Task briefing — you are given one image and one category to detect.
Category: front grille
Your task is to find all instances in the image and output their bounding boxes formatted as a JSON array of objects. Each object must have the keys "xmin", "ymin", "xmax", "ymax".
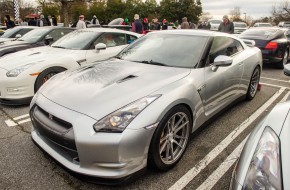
[{"xmin": 30, "ymin": 105, "xmax": 78, "ymax": 161}]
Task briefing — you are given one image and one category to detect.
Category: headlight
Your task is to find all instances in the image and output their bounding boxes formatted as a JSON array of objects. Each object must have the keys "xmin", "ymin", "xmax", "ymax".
[
  {"xmin": 243, "ymin": 127, "xmax": 282, "ymax": 190},
  {"xmin": 6, "ymin": 63, "xmax": 34, "ymax": 77},
  {"xmin": 93, "ymin": 95, "xmax": 161, "ymax": 132}
]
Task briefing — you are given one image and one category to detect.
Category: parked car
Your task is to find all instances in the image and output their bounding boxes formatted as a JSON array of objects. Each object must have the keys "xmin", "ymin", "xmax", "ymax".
[
  {"xmin": 208, "ymin": 19, "xmax": 222, "ymax": 31},
  {"xmin": 0, "ymin": 27, "xmax": 74, "ymax": 57},
  {"xmin": 230, "ymin": 81, "xmax": 290, "ymax": 189},
  {"xmin": 102, "ymin": 18, "xmax": 132, "ymax": 31},
  {"xmin": 0, "ymin": 26, "xmax": 37, "ymax": 42},
  {"xmin": 0, "ymin": 28, "xmax": 141, "ymax": 105},
  {"xmin": 278, "ymin": 21, "xmax": 290, "ymax": 28},
  {"xmin": 253, "ymin": 22, "xmax": 272, "ymax": 27},
  {"xmin": 30, "ymin": 30, "xmax": 262, "ymax": 183},
  {"xmin": 233, "ymin": 22, "xmax": 248, "ymax": 34},
  {"xmin": 239, "ymin": 27, "xmax": 289, "ymax": 68}
]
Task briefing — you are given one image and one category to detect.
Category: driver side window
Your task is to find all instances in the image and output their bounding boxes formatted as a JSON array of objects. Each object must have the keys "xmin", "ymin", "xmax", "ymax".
[
  {"xmin": 208, "ymin": 36, "xmax": 243, "ymax": 65},
  {"xmin": 92, "ymin": 32, "xmax": 126, "ymax": 49}
]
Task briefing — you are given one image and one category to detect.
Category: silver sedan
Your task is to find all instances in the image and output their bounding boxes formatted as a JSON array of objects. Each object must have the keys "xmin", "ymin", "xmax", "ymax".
[{"xmin": 30, "ymin": 30, "xmax": 262, "ymax": 183}]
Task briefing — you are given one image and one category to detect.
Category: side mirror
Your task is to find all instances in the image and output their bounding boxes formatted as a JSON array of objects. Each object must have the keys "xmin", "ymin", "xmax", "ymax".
[
  {"xmin": 284, "ymin": 64, "xmax": 290, "ymax": 76},
  {"xmin": 44, "ymin": 35, "xmax": 53, "ymax": 45},
  {"xmin": 15, "ymin": 34, "xmax": 22, "ymax": 39},
  {"xmin": 213, "ymin": 55, "xmax": 233, "ymax": 67},
  {"xmin": 95, "ymin": 43, "xmax": 106, "ymax": 51}
]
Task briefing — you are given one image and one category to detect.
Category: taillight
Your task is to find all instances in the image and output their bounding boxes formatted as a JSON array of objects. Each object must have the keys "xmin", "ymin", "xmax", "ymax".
[{"xmin": 265, "ymin": 41, "xmax": 278, "ymax": 49}]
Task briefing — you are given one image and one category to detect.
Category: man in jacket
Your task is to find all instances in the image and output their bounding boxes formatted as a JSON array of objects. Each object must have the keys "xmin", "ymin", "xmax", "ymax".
[
  {"xmin": 218, "ymin": 15, "xmax": 234, "ymax": 34},
  {"xmin": 132, "ymin": 14, "xmax": 143, "ymax": 34},
  {"xmin": 5, "ymin": 15, "xmax": 15, "ymax": 29},
  {"xmin": 181, "ymin": 17, "xmax": 190, "ymax": 29}
]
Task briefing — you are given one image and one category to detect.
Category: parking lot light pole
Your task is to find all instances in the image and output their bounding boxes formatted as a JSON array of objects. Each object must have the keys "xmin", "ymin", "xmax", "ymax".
[{"xmin": 244, "ymin": 12, "xmax": 247, "ymax": 23}]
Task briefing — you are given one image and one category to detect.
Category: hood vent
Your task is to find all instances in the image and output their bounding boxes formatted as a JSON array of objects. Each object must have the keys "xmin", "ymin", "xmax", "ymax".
[
  {"xmin": 28, "ymin": 52, "xmax": 41, "ymax": 56},
  {"xmin": 116, "ymin": 75, "xmax": 138, "ymax": 83}
]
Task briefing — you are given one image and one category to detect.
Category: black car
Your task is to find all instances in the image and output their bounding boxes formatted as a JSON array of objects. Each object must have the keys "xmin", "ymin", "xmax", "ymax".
[
  {"xmin": 0, "ymin": 26, "xmax": 37, "ymax": 42},
  {"xmin": 0, "ymin": 27, "xmax": 74, "ymax": 57},
  {"xmin": 239, "ymin": 27, "xmax": 289, "ymax": 68}
]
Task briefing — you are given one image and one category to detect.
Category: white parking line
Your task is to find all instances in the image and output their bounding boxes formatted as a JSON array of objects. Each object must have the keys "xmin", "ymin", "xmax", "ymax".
[
  {"xmin": 196, "ymin": 138, "xmax": 247, "ymax": 190},
  {"xmin": 261, "ymin": 77, "xmax": 290, "ymax": 83},
  {"xmin": 4, "ymin": 114, "xmax": 31, "ymax": 127},
  {"xmin": 168, "ymin": 88, "xmax": 285, "ymax": 190},
  {"xmin": 260, "ymin": 82, "xmax": 290, "ymax": 90},
  {"xmin": 194, "ymin": 90, "xmax": 290, "ymax": 190}
]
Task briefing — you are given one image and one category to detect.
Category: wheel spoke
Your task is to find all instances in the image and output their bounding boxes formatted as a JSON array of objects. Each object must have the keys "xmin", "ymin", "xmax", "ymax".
[
  {"xmin": 166, "ymin": 143, "xmax": 170, "ymax": 161},
  {"xmin": 160, "ymin": 140, "xmax": 167, "ymax": 154},
  {"xmin": 173, "ymin": 115, "xmax": 185, "ymax": 130},
  {"xmin": 173, "ymin": 139, "xmax": 184, "ymax": 149},
  {"xmin": 174, "ymin": 134, "xmax": 188, "ymax": 140},
  {"xmin": 170, "ymin": 142, "xmax": 174, "ymax": 160},
  {"xmin": 174, "ymin": 121, "xmax": 189, "ymax": 134}
]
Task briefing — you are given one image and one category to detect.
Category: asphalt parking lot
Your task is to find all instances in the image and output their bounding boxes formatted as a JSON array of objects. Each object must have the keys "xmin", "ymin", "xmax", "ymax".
[{"xmin": 1, "ymin": 66, "xmax": 290, "ymax": 190}]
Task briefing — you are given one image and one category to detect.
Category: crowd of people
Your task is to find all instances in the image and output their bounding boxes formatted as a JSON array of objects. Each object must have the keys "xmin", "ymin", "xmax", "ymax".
[{"xmin": 3, "ymin": 13, "xmax": 234, "ymax": 34}]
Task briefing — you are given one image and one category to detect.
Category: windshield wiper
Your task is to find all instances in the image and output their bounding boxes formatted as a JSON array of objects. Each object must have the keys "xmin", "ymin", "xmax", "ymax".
[
  {"xmin": 52, "ymin": 46, "xmax": 66, "ymax": 49},
  {"xmin": 138, "ymin": 60, "xmax": 167, "ymax": 66}
]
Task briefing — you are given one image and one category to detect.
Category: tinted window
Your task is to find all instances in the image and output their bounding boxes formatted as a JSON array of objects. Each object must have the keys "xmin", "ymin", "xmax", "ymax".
[
  {"xmin": 234, "ymin": 23, "xmax": 247, "ymax": 28},
  {"xmin": 51, "ymin": 30, "xmax": 100, "ymax": 50},
  {"xmin": 18, "ymin": 28, "xmax": 50, "ymax": 43},
  {"xmin": 15, "ymin": 28, "xmax": 34, "ymax": 37},
  {"xmin": 209, "ymin": 37, "xmax": 243, "ymax": 63},
  {"xmin": 259, "ymin": 23, "xmax": 272, "ymax": 27},
  {"xmin": 241, "ymin": 29, "xmax": 279, "ymax": 37},
  {"xmin": 210, "ymin": 20, "xmax": 222, "ymax": 24},
  {"xmin": 118, "ymin": 33, "xmax": 208, "ymax": 68},
  {"xmin": 46, "ymin": 28, "xmax": 72, "ymax": 42}
]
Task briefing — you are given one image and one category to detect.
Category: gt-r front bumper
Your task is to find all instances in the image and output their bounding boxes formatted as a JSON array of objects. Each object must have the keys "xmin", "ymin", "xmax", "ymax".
[
  {"xmin": 30, "ymin": 93, "xmax": 156, "ymax": 182},
  {"xmin": 0, "ymin": 68, "xmax": 35, "ymax": 105}
]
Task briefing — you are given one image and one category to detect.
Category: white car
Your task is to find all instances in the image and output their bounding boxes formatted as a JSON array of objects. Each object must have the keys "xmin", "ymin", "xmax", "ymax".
[
  {"xmin": 253, "ymin": 22, "xmax": 272, "ymax": 27},
  {"xmin": 233, "ymin": 22, "xmax": 248, "ymax": 34},
  {"xmin": 0, "ymin": 28, "xmax": 141, "ymax": 105},
  {"xmin": 208, "ymin": 19, "xmax": 222, "ymax": 31}
]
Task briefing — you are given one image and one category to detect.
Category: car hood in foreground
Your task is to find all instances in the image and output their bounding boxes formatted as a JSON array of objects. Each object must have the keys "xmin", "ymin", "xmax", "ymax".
[
  {"xmin": 0, "ymin": 46, "xmax": 79, "ymax": 70},
  {"xmin": 40, "ymin": 60, "xmax": 191, "ymax": 120}
]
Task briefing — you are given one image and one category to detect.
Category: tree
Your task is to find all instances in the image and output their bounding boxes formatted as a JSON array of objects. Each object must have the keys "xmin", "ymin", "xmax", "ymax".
[
  {"xmin": 272, "ymin": 0, "xmax": 290, "ymax": 24},
  {"xmin": 199, "ymin": 12, "xmax": 212, "ymax": 22}
]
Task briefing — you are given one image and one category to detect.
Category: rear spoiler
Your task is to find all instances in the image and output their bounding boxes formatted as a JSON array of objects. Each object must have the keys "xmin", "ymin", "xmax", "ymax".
[{"xmin": 242, "ymin": 39, "xmax": 256, "ymax": 47}]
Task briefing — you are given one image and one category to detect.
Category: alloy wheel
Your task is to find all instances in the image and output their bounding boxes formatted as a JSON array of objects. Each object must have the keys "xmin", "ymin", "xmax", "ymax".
[
  {"xmin": 249, "ymin": 68, "xmax": 260, "ymax": 97},
  {"xmin": 159, "ymin": 112, "xmax": 190, "ymax": 165},
  {"xmin": 283, "ymin": 50, "xmax": 289, "ymax": 66}
]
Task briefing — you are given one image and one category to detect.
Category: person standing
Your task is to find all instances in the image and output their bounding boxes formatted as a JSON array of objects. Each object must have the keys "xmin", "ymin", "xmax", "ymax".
[
  {"xmin": 91, "ymin": 15, "xmax": 99, "ymax": 25},
  {"xmin": 181, "ymin": 17, "xmax": 190, "ymax": 29},
  {"xmin": 203, "ymin": 22, "xmax": 211, "ymax": 30},
  {"xmin": 143, "ymin": 18, "xmax": 149, "ymax": 31},
  {"xmin": 151, "ymin": 18, "xmax": 161, "ymax": 30},
  {"xmin": 218, "ymin": 15, "xmax": 234, "ymax": 34},
  {"xmin": 5, "ymin": 15, "xmax": 15, "ymax": 29},
  {"xmin": 76, "ymin": 15, "xmax": 86, "ymax": 29},
  {"xmin": 132, "ymin": 14, "xmax": 143, "ymax": 34},
  {"xmin": 162, "ymin": 19, "xmax": 168, "ymax": 30},
  {"xmin": 52, "ymin": 15, "xmax": 57, "ymax": 26}
]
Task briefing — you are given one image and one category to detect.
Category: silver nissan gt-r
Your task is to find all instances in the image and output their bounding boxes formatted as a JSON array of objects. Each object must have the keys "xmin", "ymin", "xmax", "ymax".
[{"xmin": 30, "ymin": 30, "xmax": 262, "ymax": 183}]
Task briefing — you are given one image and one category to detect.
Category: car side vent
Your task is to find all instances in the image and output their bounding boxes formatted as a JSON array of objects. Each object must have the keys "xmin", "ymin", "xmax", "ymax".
[
  {"xmin": 29, "ymin": 52, "xmax": 41, "ymax": 56},
  {"xmin": 116, "ymin": 75, "xmax": 138, "ymax": 83}
]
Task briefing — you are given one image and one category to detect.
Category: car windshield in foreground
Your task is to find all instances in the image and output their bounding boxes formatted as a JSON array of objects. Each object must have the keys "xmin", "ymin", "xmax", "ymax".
[
  {"xmin": 18, "ymin": 28, "xmax": 50, "ymax": 43},
  {"xmin": 0, "ymin": 28, "xmax": 20, "ymax": 38},
  {"xmin": 240, "ymin": 29, "xmax": 279, "ymax": 37},
  {"xmin": 51, "ymin": 30, "xmax": 100, "ymax": 50},
  {"xmin": 117, "ymin": 33, "xmax": 208, "ymax": 68}
]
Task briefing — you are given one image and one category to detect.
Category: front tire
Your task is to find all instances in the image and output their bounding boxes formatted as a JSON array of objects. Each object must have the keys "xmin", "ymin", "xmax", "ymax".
[
  {"xmin": 246, "ymin": 66, "xmax": 260, "ymax": 100},
  {"xmin": 148, "ymin": 105, "xmax": 191, "ymax": 171},
  {"xmin": 34, "ymin": 67, "xmax": 66, "ymax": 92}
]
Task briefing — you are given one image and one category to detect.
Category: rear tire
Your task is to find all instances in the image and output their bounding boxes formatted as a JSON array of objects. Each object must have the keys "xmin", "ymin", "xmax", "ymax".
[
  {"xmin": 277, "ymin": 49, "xmax": 289, "ymax": 69},
  {"xmin": 148, "ymin": 105, "xmax": 191, "ymax": 171},
  {"xmin": 246, "ymin": 66, "xmax": 260, "ymax": 100},
  {"xmin": 35, "ymin": 67, "xmax": 66, "ymax": 92}
]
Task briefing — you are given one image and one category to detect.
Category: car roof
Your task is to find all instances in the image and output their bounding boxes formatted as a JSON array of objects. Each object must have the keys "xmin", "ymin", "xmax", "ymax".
[{"xmin": 80, "ymin": 28, "xmax": 142, "ymax": 37}]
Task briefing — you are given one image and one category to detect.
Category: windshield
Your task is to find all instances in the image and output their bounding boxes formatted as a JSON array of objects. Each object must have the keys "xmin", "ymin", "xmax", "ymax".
[
  {"xmin": 51, "ymin": 30, "xmax": 100, "ymax": 50},
  {"xmin": 241, "ymin": 29, "xmax": 279, "ymax": 37},
  {"xmin": 1, "ymin": 28, "xmax": 20, "ymax": 38},
  {"xmin": 234, "ymin": 23, "xmax": 247, "ymax": 28},
  {"xmin": 117, "ymin": 33, "xmax": 208, "ymax": 68},
  {"xmin": 259, "ymin": 23, "xmax": 272, "ymax": 27},
  {"xmin": 18, "ymin": 28, "xmax": 49, "ymax": 43}
]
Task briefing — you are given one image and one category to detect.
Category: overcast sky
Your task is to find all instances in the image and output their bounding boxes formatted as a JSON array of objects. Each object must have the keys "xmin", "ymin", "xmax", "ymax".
[
  {"xmin": 28, "ymin": 0, "xmax": 277, "ymax": 19},
  {"xmin": 201, "ymin": 0, "xmax": 277, "ymax": 19}
]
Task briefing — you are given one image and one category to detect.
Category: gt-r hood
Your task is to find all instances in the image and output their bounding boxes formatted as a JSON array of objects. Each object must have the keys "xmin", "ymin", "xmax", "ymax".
[
  {"xmin": 40, "ymin": 60, "xmax": 190, "ymax": 120},
  {"xmin": 0, "ymin": 40, "xmax": 29, "ymax": 48},
  {"xmin": 0, "ymin": 46, "xmax": 79, "ymax": 70}
]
